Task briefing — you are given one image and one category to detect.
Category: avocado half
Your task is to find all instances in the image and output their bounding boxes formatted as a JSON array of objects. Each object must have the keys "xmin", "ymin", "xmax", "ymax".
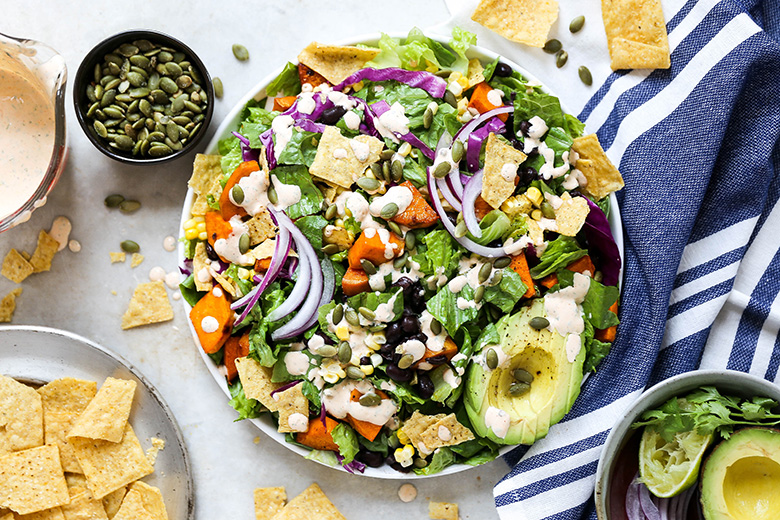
[
  {"xmin": 700, "ymin": 427, "xmax": 780, "ymax": 520},
  {"xmin": 464, "ymin": 299, "xmax": 585, "ymax": 445}
]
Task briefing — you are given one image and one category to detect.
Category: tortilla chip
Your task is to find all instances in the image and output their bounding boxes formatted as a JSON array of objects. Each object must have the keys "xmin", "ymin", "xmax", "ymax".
[
  {"xmin": 60, "ymin": 486, "xmax": 109, "ymax": 520},
  {"xmin": 15, "ymin": 507, "xmax": 65, "ymax": 520},
  {"xmin": 120, "ymin": 282, "xmax": 174, "ymax": 330},
  {"xmin": 418, "ymin": 414, "xmax": 475, "ymax": 455},
  {"xmin": 555, "ymin": 193, "xmax": 590, "ymax": 236},
  {"xmin": 571, "ymin": 134, "xmax": 624, "ymax": 200},
  {"xmin": 526, "ymin": 219, "xmax": 544, "ymax": 246},
  {"xmin": 189, "ymin": 154, "xmax": 224, "ymax": 216},
  {"xmin": 481, "ymin": 133, "xmax": 527, "ymax": 209},
  {"xmin": 400, "ymin": 411, "xmax": 444, "ymax": 455},
  {"xmin": 109, "ymin": 253, "xmax": 126, "ymax": 264},
  {"xmin": 602, "ymin": 0, "xmax": 670, "ymax": 70},
  {"xmin": 29, "ymin": 230, "xmax": 59, "ymax": 273},
  {"xmin": 210, "ymin": 270, "xmax": 237, "ymax": 299},
  {"xmin": 429, "ymin": 501, "xmax": 458, "ymax": 520},
  {"xmin": 271, "ymin": 484, "xmax": 345, "ymax": 520},
  {"xmin": 70, "ymin": 423, "xmax": 153, "ymax": 499},
  {"xmin": 253, "ymin": 487, "xmax": 286, "ymax": 520},
  {"xmin": 274, "ymin": 385, "xmax": 309, "ymax": 434},
  {"xmin": 472, "ymin": 0, "xmax": 558, "ymax": 47},
  {"xmin": 318, "ymin": 183, "xmax": 339, "ymax": 204},
  {"xmin": 65, "ymin": 473, "xmax": 88, "ymax": 489},
  {"xmin": 191, "ymin": 177, "xmax": 223, "ymax": 217},
  {"xmin": 145, "ymin": 437, "xmax": 165, "ymax": 467},
  {"xmin": 0, "ymin": 375, "xmax": 43, "ymax": 453},
  {"xmin": 309, "ymin": 127, "xmax": 382, "ymax": 188},
  {"xmin": 0, "ymin": 288, "xmax": 22, "ymax": 323},
  {"xmin": 42, "ymin": 413, "xmax": 83, "ymax": 474},
  {"xmin": 68, "ymin": 378, "xmax": 136, "ymax": 444},
  {"xmin": 466, "ymin": 59, "xmax": 485, "ymax": 88},
  {"xmin": 111, "ymin": 482, "xmax": 167, "ymax": 520},
  {"xmin": 0, "ymin": 512, "xmax": 12, "ymax": 520},
  {"xmin": 0, "ymin": 445, "xmax": 70, "ymax": 515},
  {"xmin": 130, "ymin": 254, "xmax": 144, "ymax": 268},
  {"xmin": 101, "ymin": 487, "xmax": 126, "ymax": 520},
  {"xmin": 298, "ymin": 43, "xmax": 380, "ymax": 85},
  {"xmin": 1, "ymin": 250, "xmax": 34, "ymax": 283},
  {"xmin": 246, "ymin": 210, "xmax": 276, "ymax": 246},
  {"xmin": 38, "ymin": 379, "xmax": 98, "ymax": 415},
  {"xmin": 191, "ymin": 242, "xmax": 213, "ymax": 292},
  {"xmin": 235, "ymin": 357, "xmax": 281, "ymax": 412}
]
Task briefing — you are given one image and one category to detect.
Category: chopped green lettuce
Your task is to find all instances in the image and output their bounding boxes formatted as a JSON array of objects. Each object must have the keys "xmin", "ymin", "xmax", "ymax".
[
  {"xmin": 427, "ymin": 284, "xmax": 478, "ymax": 337},
  {"xmin": 483, "ymin": 267, "xmax": 526, "ymax": 313},
  {"xmin": 267, "ymin": 61, "xmax": 302, "ymax": 97},
  {"xmin": 272, "ymin": 165, "xmax": 324, "ymax": 219},
  {"xmin": 277, "ymin": 130, "xmax": 320, "ymax": 167},
  {"xmin": 331, "ymin": 423, "xmax": 360, "ymax": 464},
  {"xmin": 228, "ymin": 381, "xmax": 264, "ymax": 420},
  {"xmin": 529, "ymin": 236, "xmax": 588, "ymax": 279}
]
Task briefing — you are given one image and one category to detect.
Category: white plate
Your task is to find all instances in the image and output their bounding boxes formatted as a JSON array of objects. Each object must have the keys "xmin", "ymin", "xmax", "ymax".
[
  {"xmin": 0, "ymin": 325, "xmax": 194, "ymax": 519},
  {"xmin": 178, "ymin": 32, "xmax": 624, "ymax": 479}
]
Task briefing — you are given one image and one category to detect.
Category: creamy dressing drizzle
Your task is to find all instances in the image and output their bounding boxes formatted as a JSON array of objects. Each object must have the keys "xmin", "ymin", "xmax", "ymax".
[
  {"xmin": 543, "ymin": 273, "xmax": 591, "ymax": 362},
  {"xmin": 485, "ymin": 406, "xmax": 510, "ymax": 439},
  {"xmin": 321, "ymin": 379, "xmax": 397, "ymax": 425}
]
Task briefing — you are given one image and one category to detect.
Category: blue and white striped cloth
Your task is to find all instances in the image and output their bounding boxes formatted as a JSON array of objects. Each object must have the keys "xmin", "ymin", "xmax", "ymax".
[{"xmin": 431, "ymin": 0, "xmax": 780, "ymax": 518}]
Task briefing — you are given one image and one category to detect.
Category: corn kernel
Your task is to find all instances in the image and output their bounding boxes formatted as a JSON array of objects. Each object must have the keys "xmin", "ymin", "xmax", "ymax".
[
  {"xmin": 448, "ymin": 81, "xmax": 463, "ymax": 97},
  {"xmin": 237, "ymin": 268, "xmax": 251, "ymax": 280},
  {"xmin": 394, "ymin": 444, "xmax": 415, "ymax": 467},
  {"xmin": 531, "ymin": 209, "xmax": 543, "ymax": 221},
  {"xmin": 525, "ymin": 187, "xmax": 543, "ymax": 207},
  {"xmin": 457, "ymin": 97, "xmax": 469, "ymax": 116},
  {"xmin": 198, "ymin": 232, "xmax": 208, "ymax": 241},
  {"xmin": 501, "ymin": 196, "xmax": 534, "ymax": 218},
  {"xmin": 336, "ymin": 325, "xmax": 350, "ymax": 341},
  {"xmin": 425, "ymin": 60, "xmax": 439, "ymax": 73},
  {"xmin": 183, "ymin": 218, "xmax": 196, "ymax": 229},
  {"xmin": 457, "ymin": 76, "xmax": 469, "ymax": 89},
  {"xmin": 185, "ymin": 229, "xmax": 199, "ymax": 240},
  {"xmin": 360, "ymin": 365, "xmax": 374, "ymax": 376},
  {"xmin": 352, "ymin": 81, "xmax": 364, "ymax": 92},
  {"xmin": 398, "ymin": 142, "xmax": 412, "ymax": 156},
  {"xmin": 323, "ymin": 372, "xmax": 340, "ymax": 384},
  {"xmin": 397, "ymin": 429, "xmax": 410, "ymax": 445},
  {"xmin": 196, "ymin": 222, "xmax": 206, "ymax": 232},
  {"xmin": 449, "ymin": 71, "xmax": 463, "ymax": 81}
]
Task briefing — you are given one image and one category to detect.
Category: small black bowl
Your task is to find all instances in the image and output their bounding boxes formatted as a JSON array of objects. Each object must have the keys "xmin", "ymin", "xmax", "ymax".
[{"xmin": 73, "ymin": 29, "xmax": 214, "ymax": 165}]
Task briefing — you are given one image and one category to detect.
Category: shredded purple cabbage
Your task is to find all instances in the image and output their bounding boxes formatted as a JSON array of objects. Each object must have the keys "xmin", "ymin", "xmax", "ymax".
[
  {"xmin": 232, "ymin": 131, "xmax": 259, "ymax": 163},
  {"xmin": 466, "ymin": 118, "xmax": 505, "ymax": 172},
  {"xmin": 179, "ymin": 259, "xmax": 193, "ymax": 277},
  {"xmin": 333, "ymin": 67, "xmax": 447, "ymax": 98},
  {"xmin": 582, "ymin": 196, "xmax": 622, "ymax": 287},
  {"xmin": 319, "ymin": 403, "xmax": 327, "ymax": 428},
  {"xmin": 370, "ymin": 100, "xmax": 434, "ymax": 160},
  {"xmin": 269, "ymin": 379, "xmax": 302, "ymax": 397},
  {"xmin": 334, "ymin": 453, "xmax": 366, "ymax": 474}
]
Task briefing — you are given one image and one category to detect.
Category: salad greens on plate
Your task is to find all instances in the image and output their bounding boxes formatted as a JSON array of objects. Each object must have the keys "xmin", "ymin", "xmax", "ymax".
[{"xmin": 180, "ymin": 28, "xmax": 624, "ymax": 475}]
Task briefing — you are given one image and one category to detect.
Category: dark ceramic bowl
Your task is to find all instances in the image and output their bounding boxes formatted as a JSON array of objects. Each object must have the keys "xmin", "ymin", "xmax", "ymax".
[{"xmin": 73, "ymin": 29, "xmax": 213, "ymax": 165}]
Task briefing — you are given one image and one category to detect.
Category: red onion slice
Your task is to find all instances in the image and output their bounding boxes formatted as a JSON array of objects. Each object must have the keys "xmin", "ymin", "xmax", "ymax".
[
  {"xmin": 461, "ymin": 170, "xmax": 484, "ymax": 237},
  {"xmin": 453, "ymin": 106, "xmax": 514, "ymax": 143},
  {"xmin": 640, "ymin": 483, "xmax": 662, "ymax": 520},
  {"xmin": 447, "ymin": 169, "xmax": 464, "ymax": 199},
  {"xmin": 266, "ymin": 241, "xmax": 312, "ymax": 322},
  {"xmin": 297, "ymin": 257, "xmax": 335, "ymax": 333},
  {"xmin": 436, "ymin": 177, "xmax": 463, "ymax": 212},
  {"xmin": 625, "ymin": 478, "xmax": 643, "ymax": 520},
  {"xmin": 427, "ymin": 167, "xmax": 507, "ymax": 258}
]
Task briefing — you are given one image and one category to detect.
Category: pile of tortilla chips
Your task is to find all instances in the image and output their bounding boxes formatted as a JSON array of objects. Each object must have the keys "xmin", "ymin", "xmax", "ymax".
[
  {"xmin": 253, "ymin": 483, "xmax": 345, "ymax": 520},
  {"xmin": 0, "ymin": 375, "xmax": 168, "ymax": 520}
]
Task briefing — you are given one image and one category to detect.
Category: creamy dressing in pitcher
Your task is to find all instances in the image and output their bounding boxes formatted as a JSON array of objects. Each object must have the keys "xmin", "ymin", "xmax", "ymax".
[{"xmin": 0, "ymin": 53, "xmax": 55, "ymax": 219}]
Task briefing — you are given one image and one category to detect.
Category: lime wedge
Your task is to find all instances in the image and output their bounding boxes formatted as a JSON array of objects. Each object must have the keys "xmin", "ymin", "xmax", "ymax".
[{"xmin": 638, "ymin": 427, "xmax": 714, "ymax": 498}]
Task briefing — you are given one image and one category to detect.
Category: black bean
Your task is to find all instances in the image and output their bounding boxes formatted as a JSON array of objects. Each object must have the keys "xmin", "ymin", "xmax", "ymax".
[
  {"xmin": 494, "ymin": 62, "xmax": 513, "ymax": 77},
  {"xmin": 410, "ymin": 332, "xmax": 428, "ymax": 344},
  {"xmin": 357, "ymin": 449, "xmax": 385, "ymax": 468},
  {"xmin": 518, "ymin": 166, "xmax": 538, "ymax": 186},
  {"xmin": 204, "ymin": 241, "xmax": 219, "ymax": 261},
  {"xmin": 386, "ymin": 364, "xmax": 412, "ymax": 382},
  {"xmin": 411, "ymin": 285, "xmax": 426, "ymax": 313},
  {"xmin": 384, "ymin": 322, "xmax": 402, "ymax": 344},
  {"xmin": 386, "ymin": 455, "xmax": 412, "ymax": 473},
  {"xmin": 320, "ymin": 106, "xmax": 347, "ymax": 125},
  {"xmin": 425, "ymin": 354, "xmax": 448, "ymax": 366},
  {"xmin": 393, "ymin": 276, "xmax": 413, "ymax": 290},
  {"xmin": 360, "ymin": 356, "xmax": 372, "ymax": 366},
  {"xmin": 517, "ymin": 120, "xmax": 531, "ymax": 137},
  {"xmin": 416, "ymin": 373, "xmax": 434, "ymax": 399},
  {"xmin": 401, "ymin": 315, "xmax": 419, "ymax": 335}
]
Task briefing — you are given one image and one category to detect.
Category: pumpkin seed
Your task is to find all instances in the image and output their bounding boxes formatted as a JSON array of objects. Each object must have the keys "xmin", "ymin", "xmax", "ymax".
[
  {"xmin": 444, "ymin": 90, "xmax": 457, "ymax": 108},
  {"xmin": 404, "ymin": 232, "xmax": 416, "ymax": 251},
  {"xmin": 126, "ymin": 71, "xmax": 145, "ymax": 87},
  {"xmin": 494, "ymin": 257, "xmax": 511, "ymax": 269},
  {"xmin": 102, "ymin": 106, "xmax": 124, "ymax": 119},
  {"xmin": 381, "ymin": 202, "xmax": 399, "ymax": 220},
  {"xmin": 93, "ymin": 63, "xmax": 101, "ymax": 83},
  {"xmin": 381, "ymin": 161, "xmax": 391, "ymax": 182},
  {"xmin": 86, "ymin": 102, "xmax": 99, "ymax": 118},
  {"xmin": 93, "ymin": 120, "xmax": 108, "ymax": 138},
  {"xmin": 338, "ymin": 342, "xmax": 352, "ymax": 363},
  {"xmin": 158, "ymin": 51, "xmax": 174, "ymax": 63},
  {"xmin": 486, "ymin": 348, "xmax": 498, "ymax": 370},
  {"xmin": 491, "ymin": 270, "xmax": 503, "ymax": 285},
  {"xmin": 478, "ymin": 262, "xmax": 493, "ymax": 284},
  {"xmin": 104, "ymin": 194, "xmax": 125, "ymax": 208},
  {"xmin": 332, "ymin": 304, "xmax": 344, "ymax": 325},
  {"xmin": 120, "ymin": 240, "xmax": 140, "ymax": 253},
  {"xmin": 159, "ymin": 77, "xmax": 178, "ymax": 94},
  {"xmin": 413, "ymin": 458, "xmax": 428, "ymax": 468},
  {"xmin": 393, "ymin": 255, "xmax": 407, "ymax": 270},
  {"xmin": 360, "ymin": 259, "xmax": 377, "ymax": 275},
  {"xmin": 451, "ymin": 140, "xmax": 465, "ymax": 163},
  {"xmin": 430, "ymin": 318, "xmax": 442, "ymax": 336},
  {"xmin": 368, "ymin": 162, "xmax": 381, "ymax": 179},
  {"xmin": 114, "ymin": 135, "xmax": 134, "ymax": 151},
  {"xmin": 238, "ymin": 233, "xmax": 250, "ymax": 254},
  {"xmin": 380, "ymin": 149, "xmax": 394, "ymax": 161},
  {"xmin": 148, "ymin": 144, "xmax": 172, "ymax": 157},
  {"xmin": 322, "ymin": 244, "xmax": 340, "ymax": 255},
  {"xmin": 345, "ymin": 309, "xmax": 360, "ymax": 326},
  {"xmin": 324, "ymin": 204, "xmax": 338, "ymax": 220},
  {"xmin": 529, "ymin": 316, "xmax": 550, "ymax": 330},
  {"xmin": 231, "ymin": 185, "xmax": 244, "ymax": 204},
  {"xmin": 212, "ymin": 77, "xmax": 224, "ymax": 99},
  {"xmin": 346, "ymin": 366, "xmax": 364, "ymax": 380},
  {"xmin": 454, "ymin": 221, "xmax": 468, "ymax": 238},
  {"xmin": 391, "ymin": 160, "xmax": 404, "ymax": 181},
  {"xmin": 232, "ymin": 44, "xmax": 250, "ymax": 61},
  {"xmin": 509, "ymin": 382, "xmax": 531, "ymax": 397},
  {"xmin": 513, "ymin": 368, "xmax": 535, "ymax": 384},
  {"xmin": 147, "ymin": 72, "xmax": 161, "ymax": 90},
  {"xmin": 176, "ymin": 75, "xmax": 193, "ymax": 90},
  {"xmin": 357, "ymin": 177, "xmax": 381, "ymax": 192},
  {"xmin": 423, "ymin": 106, "xmax": 434, "ymax": 129},
  {"xmin": 165, "ymin": 62, "xmax": 182, "ymax": 78},
  {"xmin": 129, "ymin": 54, "xmax": 150, "ymax": 68},
  {"xmin": 388, "ymin": 221, "xmax": 403, "ymax": 236},
  {"xmin": 184, "ymin": 100, "xmax": 202, "ymax": 114},
  {"xmin": 570, "ymin": 15, "xmax": 586, "ymax": 33},
  {"xmin": 317, "ymin": 345, "xmax": 337, "ymax": 358},
  {"xmin": 100, "ymin": 89, "xmax": 116, "ymax": 107},
  {"xmin": 267, "ymin": 185, "xmax": 279, "ymax": 205},
  {"xmin": 105, "ymin": 78, "xmax": 122, "ymax": 90},
  {"xmin": 556, "ymin": 50, "xmax": 569, "ymax": 69},
  {"xmin": 358, "ymin": 307, "xmax": 375, "ymax": 321},
  {"xmin": 578, "ymin": 66, "xmax": 593, "ymax": 86},
  {"xmin": 398, "ymin": 354, "xmax": 415, "ymax": 370},
  {"xmin": 543, "ymin": 39, "xmax": 562, "ymax": 54},
  {"xmin": 119, "ymin": 200, "xmax": 141, "ymax": 213},
  {"xmin": 118, "ymin": 43, "xmax": 138, "ymax": 57},
  {"xmin": 541, "ymin": 200, "xmax": 556, "ymax": 219},
  {"xmin": 359, "ymin": 393, "xmax": 381, "ymax": 407},
  {"xmin": 129, "ymin": 87, "xmax": 150, "ymax": 98},
  {"xmin": 433, "ymin": 161, "xmax": 451, "ymax": 179},
  {"xmin": 166, "ymin": 122, "xmax": 180, "ymax": 142}
]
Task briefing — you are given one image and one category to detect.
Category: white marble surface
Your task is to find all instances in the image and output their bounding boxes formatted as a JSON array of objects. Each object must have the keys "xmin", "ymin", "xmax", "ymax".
[{"xmin": 1, "ymin": 2, "xmax": 508, "ymax": 519}]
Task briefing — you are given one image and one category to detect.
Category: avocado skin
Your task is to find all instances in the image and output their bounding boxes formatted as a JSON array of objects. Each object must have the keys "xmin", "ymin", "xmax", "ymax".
[
  {"xmin": 700, "ymin": 427, "xmax": 780, "ymax": 520},
  {"xmin": 464, "ymin": 299, "xmax": 585, "ymax": 445}
]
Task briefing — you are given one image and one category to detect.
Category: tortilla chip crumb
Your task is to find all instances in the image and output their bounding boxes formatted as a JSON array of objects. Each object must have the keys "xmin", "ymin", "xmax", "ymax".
[
  {"xmin": 121, "ymin": 281, "xmax": 174, "ymax": 330},
  {"xmin": 130, "ymin": 253, "xmax": 144, "ymax": 268},
  {"xmin": 0, "ymin": 288, "xmax": 22, "ymax": 323},
  {"xmin": 429, "ymin": 501, "xmax": 458, "ymax": 520},
  {"xmin": 145, "ymin": 437, "xmax": 165, "ymax": 466},
  {"xmin": 110, "ymin": 252, "xmax": 126, "ymax": 264},
  {"xmin": 1, "ymin": 249, "xmax": 34, "ymax": 283},
  {"xmin": 253, "ymin": 487, "xmax": 286, "ymax": 520},
  {"xmin": 29, "ymin": 230, "xmax": 59, "ymax": 273},
  {"xmin": 472, "ymin": 0, "xmax": 558, "ymax": 47}
]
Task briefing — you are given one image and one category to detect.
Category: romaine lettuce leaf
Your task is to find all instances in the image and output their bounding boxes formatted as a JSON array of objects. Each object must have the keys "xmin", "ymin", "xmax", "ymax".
[
  {"xmin": 277, "ymin": 130, "xmax": 320, "ymax": 167},
  {"xmin": 427, "ymin": 284, "xmax": 478, "ymax": 337},
  {"xmin": 228, "ymin": 381, "xmax": 264, "ymax": 420},
  {"xmin": 272, "ymin": 165, "xmax": 324, "ymax": 219},
  {"xmin": 483, "ymin": 267, "xmax": 526, "ymax": 313},
  {"xmin": 331, "ymin": 423, "xmax": 360, "ymax": 464},
  {"xmin": 529, "ymin": 236, "xmax": 588, "ymax": 279},
  {"xmin": 267, "ymin": 61, "xmax": 302, "ymax": 97},
  {"xmin": 514, "ymin": 91, "xmax": 565, "ymax": 132},
  {"xmin": 413, "ymin": 447, "xmax": 456, "ymax": 475}
]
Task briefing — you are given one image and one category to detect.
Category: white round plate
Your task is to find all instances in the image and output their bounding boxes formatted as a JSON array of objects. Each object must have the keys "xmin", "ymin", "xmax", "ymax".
[
  {"xmin": 0, "ymin": 325, "xmax": 194, "ymax": 518},
  {"xmin": 179, "ymin": 32, "xmax": 624, "ymax": 479}
]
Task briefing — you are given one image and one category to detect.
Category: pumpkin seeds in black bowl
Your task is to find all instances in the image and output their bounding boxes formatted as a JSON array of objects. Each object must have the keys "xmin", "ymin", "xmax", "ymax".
[{"xmin": 74, "ymin": 30, "xmax": 214, "ymax": 164}]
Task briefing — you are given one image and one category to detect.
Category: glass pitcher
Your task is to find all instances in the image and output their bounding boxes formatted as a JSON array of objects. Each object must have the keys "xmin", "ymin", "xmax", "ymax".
[{"xmin": 0, "ymin": 32, "xmax": 67, "ymax": 233}]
